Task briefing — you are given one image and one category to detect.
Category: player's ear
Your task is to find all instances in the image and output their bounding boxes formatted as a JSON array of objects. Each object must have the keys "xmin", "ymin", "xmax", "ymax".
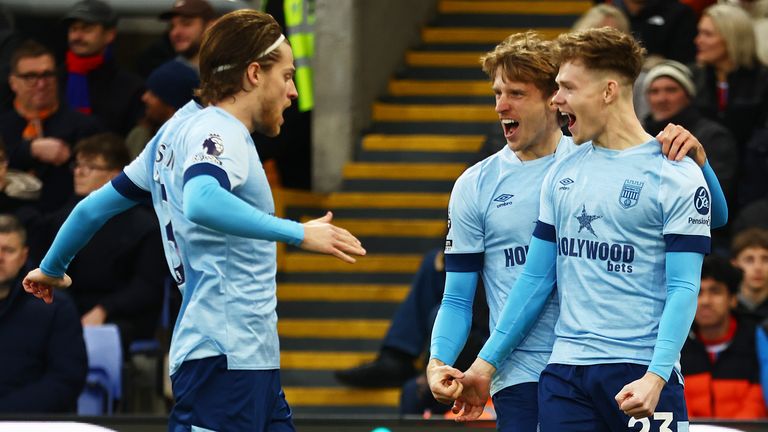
[
  {"xmin": 245, "ymin": 62, "xmax": 261, "ymax": 87},
  {"xmin": 603, "ymin": 80, "xmax": 618, "ymax": 104}
]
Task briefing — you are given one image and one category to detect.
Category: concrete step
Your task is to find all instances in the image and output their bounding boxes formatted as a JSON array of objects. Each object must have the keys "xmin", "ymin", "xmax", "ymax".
[
  {"xmin": 372, "ymin": 103, "xmax": 497, "ymax": 122},
  {"xmin": 388, "ymin": 79, "xmax": 491, "ymax": 96}
]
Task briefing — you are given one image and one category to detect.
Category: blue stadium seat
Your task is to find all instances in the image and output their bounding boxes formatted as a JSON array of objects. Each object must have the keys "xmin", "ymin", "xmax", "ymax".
[{"xmin": 77, "ymin": 324, "xmax": 123, "ymax": 415}]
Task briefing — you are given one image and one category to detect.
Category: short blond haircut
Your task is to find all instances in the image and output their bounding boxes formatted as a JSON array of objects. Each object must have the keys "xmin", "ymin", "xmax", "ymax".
[
  {"xmin": 480, "ymin": 31, "xmax": 558, "ymax": 96},
  {"xmin": 702, "ymin": 3, "xmax": 757, "ymax": 69},
  {"xmin": 554, "ymin": 27, "xmax": 646, "ymax": 84},
  {"xmin": 571, "ymin": 4, "xmax": 630, "ymax": 34}
]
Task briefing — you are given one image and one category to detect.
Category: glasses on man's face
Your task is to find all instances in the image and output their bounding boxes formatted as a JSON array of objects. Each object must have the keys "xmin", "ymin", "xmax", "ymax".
[
  {"xmin": 70, "ymin": 161, "xmax": 111, "ymax": 174},
  {"xmin": 14, "ymin": 70, "xmax": 56, "ymax": 85}
]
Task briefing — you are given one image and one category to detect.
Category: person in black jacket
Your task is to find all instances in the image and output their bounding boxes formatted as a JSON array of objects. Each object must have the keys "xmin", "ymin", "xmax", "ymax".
[
  {"xmin": 0, "ymin": 40, "xmax": 103, "ymax": 213},
  {"xmin": 61, "ymin": 0, "xmax": 144, "ymax": 136},
  {"xmin": 29, "ymin": 133, "xmax": 166, "ymax": 351},
  {"xmin": 0, "ymin": 214, "xmax": 86, "ymax": 413},
  {"xmin": 619, "ymin": 0, "xmax": 698, "ymax": 63}
]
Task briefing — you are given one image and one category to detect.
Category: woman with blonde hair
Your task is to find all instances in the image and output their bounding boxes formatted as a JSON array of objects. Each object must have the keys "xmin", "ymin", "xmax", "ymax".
[{"xmin": 692, "ymin": 3, "xmax": 768, "ymax": 147}]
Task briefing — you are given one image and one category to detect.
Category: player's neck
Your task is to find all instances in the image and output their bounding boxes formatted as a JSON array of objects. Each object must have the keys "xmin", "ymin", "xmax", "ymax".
[
  {"xmin": 513, "ymin": 126, "xmax": 562, "ymax": 161},
  {"xmin": 215, "ymin": 96, "xmax": 255, "ymax": 133},
  {"xmin": 593, "ymin": 103, "xmax": 651, "ymax": 151}
]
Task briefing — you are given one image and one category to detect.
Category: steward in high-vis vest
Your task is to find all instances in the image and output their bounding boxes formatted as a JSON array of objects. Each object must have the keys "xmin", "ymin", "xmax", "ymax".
[{"xmin": 284, "ymin": 0, "xmax": 314, "ymax": 112}]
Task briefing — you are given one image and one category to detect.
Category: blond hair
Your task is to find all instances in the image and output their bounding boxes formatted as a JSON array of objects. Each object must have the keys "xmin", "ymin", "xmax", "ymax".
[
  {"xmin": 703, "ymin": 3, "xmax": 757, "ymax": 69},
  {"xmin": 571, "ymin": 4, "xmax": 630, "ymax": 34},
  {"xmin": 481, "ymin": 31, "xmax": 558, "ymax": 96}
]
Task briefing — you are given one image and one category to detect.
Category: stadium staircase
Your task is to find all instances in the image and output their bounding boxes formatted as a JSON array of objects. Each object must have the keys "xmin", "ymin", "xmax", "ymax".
[{"xmin": 275, "ymin": 0, "xmax": 590, "ymax": 415}]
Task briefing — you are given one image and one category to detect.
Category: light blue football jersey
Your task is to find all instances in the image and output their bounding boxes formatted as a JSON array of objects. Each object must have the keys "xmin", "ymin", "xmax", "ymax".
[
  {"xmin": 538, "ymin": 138, "xmax": 711, "ymax": 369},
  {"xmin": 445, "ymin": 135, "xmax": 575, "ymax": 395},
  {"xmin": 124, "ymin": 101, "xmax": 281, "ymax": 374}
]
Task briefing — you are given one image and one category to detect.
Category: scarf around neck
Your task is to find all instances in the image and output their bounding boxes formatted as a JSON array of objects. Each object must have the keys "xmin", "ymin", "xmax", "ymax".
[{"xmin": 65, "ymin": 49, "xmax": 106, "ymax": 115}]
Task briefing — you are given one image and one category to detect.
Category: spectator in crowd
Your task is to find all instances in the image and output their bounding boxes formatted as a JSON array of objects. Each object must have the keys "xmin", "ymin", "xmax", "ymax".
[
  {"xmin": 0, "ymin": 40, "xmax": 102, "ymax": 213},
  {"xmin": 680, "ymin": 256, "xmax": 766, "ymax": 419},
  {"xmin": 62, "ymin": 0, "xmax": 144, "ymax": 136},
  {"xmin": 692, "ymin": 3, "xmax": 768, "ymax": 149},
  {"xmin": 731, "ymin": 228, "xmax": 768, "ymax": 321},
  {"xmin": 572, "ymin": 3, "xmax": 630, "ymax": 33},
  {"xmin": 642, "ymin": 60, "xmax": 738, "ymax": 207},
  {"xmin": 159, "ymin": 0, "xmax": 217, "ymax": 72},
  {"xmin": 0, "ymin": 214, "xmax": 86, "ymax": 413},
  {"xmin": 0, "ymin": 138, "xmax": 41, "ymax": 229},
  {"xmin": 618, "ymin": 0, "xmax": 698, "ymax": 63},
  {"xmin": 29, "ymin": 133, "xmax": 166, "ymax": 351},
  {"xmin": 126, "ymin": 60, "xmax": 199, "ymax": 158}
]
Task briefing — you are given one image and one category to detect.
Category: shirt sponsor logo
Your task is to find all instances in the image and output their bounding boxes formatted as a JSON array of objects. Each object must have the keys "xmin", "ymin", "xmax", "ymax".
[
  {"xmin": 504, "ymin": 245, "xmax": 529, "ymax": 267},
  {"xmin": 619, "ymin": 179, "xmax": 644, "ymax": 209},
  {"xmin": 575, "ymin": 204, "xmax": 602, "ymax": 237},
  {"xmin": 694, "ymin": 186, "xmax": 710, "ymax": 215},
  {"xmin": 557, "ymin": 237, "xmax": 635, "ymax": 274}
]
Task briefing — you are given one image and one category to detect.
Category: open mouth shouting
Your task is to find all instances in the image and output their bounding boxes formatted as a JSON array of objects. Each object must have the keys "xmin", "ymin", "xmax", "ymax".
[
  {"xmin": 561, "ymin": 111, "xmax": 576, "ymax": 130},
  {"xmin": 501, "ymin": 118, "xmax": 520, "ymax": 139}
]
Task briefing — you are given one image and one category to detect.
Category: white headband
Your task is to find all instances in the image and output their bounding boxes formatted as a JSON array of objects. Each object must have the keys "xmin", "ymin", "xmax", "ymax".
[{"xmin": 212, "ymin": 34, "xmax": 286, "ymax": 74}]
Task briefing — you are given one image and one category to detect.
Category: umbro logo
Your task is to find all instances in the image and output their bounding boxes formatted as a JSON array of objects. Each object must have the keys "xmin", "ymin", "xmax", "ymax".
[
  {"xmin": 559, "ymin": 177, "xmax": 574, "ymax": 191},
  {"xmin": 494, "ymin": 193, "xmax": 515, "ymax": 208}
]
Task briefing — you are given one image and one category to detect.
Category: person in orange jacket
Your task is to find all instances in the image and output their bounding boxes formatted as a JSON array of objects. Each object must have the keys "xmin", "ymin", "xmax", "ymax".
[{"xmin": 681, "ymin": 255, "xmax": 767, "ymax": 419}]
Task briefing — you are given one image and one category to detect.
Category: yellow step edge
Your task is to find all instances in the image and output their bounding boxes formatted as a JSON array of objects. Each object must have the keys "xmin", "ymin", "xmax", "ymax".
[
  {"xmin": 439, "ymin": 0, "xmax": 591, "ymax": 15},
  {"xmin": 405, "ymin": 51, "xmax": 485, "ymax": 67},
  {"xmin": 372, "ymin": 103, "xmax": 497, "ymax": 122},
  {"xmin": 343, "ymin": 162, "xmax": 466, "ymax": 180},
  {"xmin": 362, "ymin": 134, "xmax": 485, "ymax": 152},
  {"xmin": 283, "ymin": 253, "xmax": 423, "ymax": 273},
  {"xmin": 388, "ymin": 79, "xmax": 492, "ymax": 96},
  {"xmin": 422, "ymin": 27, "xmax": 568, "ymax": 43},
  {"xmin": 284, "ymin": 387, "xmax": 400, "ymax": 406},
  {"xmin": 280, "ymin": 351, "xmax": 376, "ymax": 369},
  {"xmin": 274, "ymin": 189, "xmax": 449, "ymax": 209},
  {"xmin": 298, "ymin": 218, "xmax": 447, "ymax": 237},
  {"xmin": 278, "ymin": 319, "xmax": 390, "ymax": 338},
  {"xmin": 277, "ymin": 283, "xmax": 410, "ymax": 302}
]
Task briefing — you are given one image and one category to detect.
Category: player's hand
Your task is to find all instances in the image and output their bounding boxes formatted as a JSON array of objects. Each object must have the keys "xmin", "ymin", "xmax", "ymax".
[
  {"xmin": 300, "ymin": 211, "xmax": 366, "ymax": 263},
  {"xmin": 657, "ymin": 123, "xmax": 706, "ymax": 167},
  {"xmin": 615, "ymin": 372, "xmax": 666, "ymax": 419},
  {"xmin": 452, "ymin": 358, "xmax": 494, "ymax": 422},
  {"xmin": 23, "ymin": 268, "xmax": 72, "ymax": 304},
  {"xmin": 426, "ymin": 358, "xmax": 465, "ymax": 405}
]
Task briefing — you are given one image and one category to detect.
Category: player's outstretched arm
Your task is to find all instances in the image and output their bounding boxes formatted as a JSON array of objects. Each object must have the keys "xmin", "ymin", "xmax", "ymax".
[
  {"xmin": 300, "ymin": 211, "xmax": 366, "ymax": 263},
  {"xmin": 656, "ymin": 123, "xmax": 727, "ymax": 227},
  {"xmin": 24, "ymin": 180, "xmax": 139, "ymax": 303},
  {"xmin": 184, "ymin": 175, "xmax": 365, "ymax": 262}
]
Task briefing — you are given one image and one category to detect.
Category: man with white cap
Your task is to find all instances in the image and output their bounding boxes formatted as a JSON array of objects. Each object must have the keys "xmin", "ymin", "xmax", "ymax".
[{"xmin": 643, "ymin": 60, "xmax": 738, "ymax": 207}]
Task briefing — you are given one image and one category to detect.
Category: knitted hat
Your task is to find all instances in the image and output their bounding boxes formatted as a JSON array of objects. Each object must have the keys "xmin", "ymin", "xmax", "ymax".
[
  {"xmin": 146, "ymin": 60, "xmax": 199, "ymax": 110},
  {"xmin": 643, "ymin": 60, "xmax": 697, "ymax": 97}
]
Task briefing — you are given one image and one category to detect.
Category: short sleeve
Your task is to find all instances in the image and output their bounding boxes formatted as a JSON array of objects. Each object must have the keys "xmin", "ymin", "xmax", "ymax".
[
  {"xmin": 660, "ymin": 158, "xmax": 711, "ymax": 253},
  {"xmin": 122, "ymin": 133, "xmax": 154, "ymax": 193},
  {"xmin": 537, "ymin": 165, "xmax": 557, "ymax": 226},
  {"xmin": 445, "ymin": 171, "xmax": 484, "ymax": 255},
  {"xmin": 182, "ymin": 113, "xmax": 251, "ymax": 191}
]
